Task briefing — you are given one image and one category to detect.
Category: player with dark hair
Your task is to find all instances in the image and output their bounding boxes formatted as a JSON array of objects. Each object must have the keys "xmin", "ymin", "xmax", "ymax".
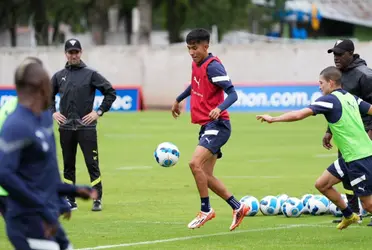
[
  {"xmin": 325, "ymin": 39, "xmax": 372, "ymax": 224},
  {"xmin": 0, "ymin": 58, "xmax": 96, "ymax": 249},
  {"xmin": 172, "ymin": 28, "xmax": 249, "ymax": 231},
  {"xmin": 257, "ymin": 66, "xmax": 372, "ymax": 230}
]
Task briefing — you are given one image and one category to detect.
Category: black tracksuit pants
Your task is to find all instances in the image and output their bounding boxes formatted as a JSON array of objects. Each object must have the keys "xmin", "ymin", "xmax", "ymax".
[{"xmin": 59, "ymin": 128, "xmax": 102, "ymax": 202}]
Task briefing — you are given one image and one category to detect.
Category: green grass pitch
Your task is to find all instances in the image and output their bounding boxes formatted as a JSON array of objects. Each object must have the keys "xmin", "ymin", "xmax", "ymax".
[{"xmin": 0, "ymin": 112, "xmax": 370, "ymax": 249}]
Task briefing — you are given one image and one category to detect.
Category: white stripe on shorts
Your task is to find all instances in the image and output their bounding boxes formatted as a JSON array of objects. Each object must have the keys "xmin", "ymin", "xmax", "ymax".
[
  {"xmin": 350, "ymin": 175, "xmax": 366, "ymax": 187},
  {"xmin": 202, "ymin": 130, "xmax": 219, "ymax": 137},
  {"xmin": 27, "ymin": 238, "xmax": 60, "ymax": 250},
  {"xmin": 334, "ymin": 159, "xmax": 344, "ymax": 178}
]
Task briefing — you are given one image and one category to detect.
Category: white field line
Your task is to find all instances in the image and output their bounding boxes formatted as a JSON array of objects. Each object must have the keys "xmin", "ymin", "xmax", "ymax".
[{"xmin": 76, "ymin": 223, "xmax": 332, "ymax": 250}]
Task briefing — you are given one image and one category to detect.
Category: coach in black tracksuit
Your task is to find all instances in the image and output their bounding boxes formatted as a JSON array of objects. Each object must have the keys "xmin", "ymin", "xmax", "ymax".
[
  {"xmin": 51, "ymin": 39, "xmax": 116, "ymax": 212},
  {"xmin": 325, "ymin": 39, "xmax": 372, "ymax": 225}
]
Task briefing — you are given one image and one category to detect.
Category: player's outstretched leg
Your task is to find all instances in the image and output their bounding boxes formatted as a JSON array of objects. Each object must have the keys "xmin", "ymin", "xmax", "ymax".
[
  {"xmin": 187, "ymin": 146, "xmax": 216, "ymax": 229},
  {"xmin": 315, "ymin": 170, "xmax": 359, "ymax": 230},
  {"xmin": 203, "ymin": 155, "xmax": 250, "ymax": 231}
]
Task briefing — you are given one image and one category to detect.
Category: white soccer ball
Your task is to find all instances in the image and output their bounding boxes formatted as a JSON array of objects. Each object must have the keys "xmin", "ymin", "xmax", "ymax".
[
  {"xmin": 329, "ymin": 203, "xmax": 342, "ymax": 217},
  {"xmin": 154, "ymin": 142, "xmax": 180, "ymax": 167},
  {"xmin": 281, "ymin": 197, "xmax": 304, "ymax": 217},
  {"xmin": 276, "ymin": 194, "xmax": 289, "ymax": 214},
  {"xmin": 359, "ymin": 198, "xmax": 369, "ymax": 217},
  {"xmin": 260, "ymin": 196, "xmax": 281, "ymax": 215},
  {"xmin": 240, "ymin": 195, "xmax": 260, "ymax": 216},
  {"xmin": 300, "ymin": 194, "xmax": 314, "ymax": 214},
  {"xmin": 307, "ymin": 195, "xmax": 330, "ymax": 215},
  {"xmin": 329, "ymin": 194, "xmax": 348, "ymax": 217}
]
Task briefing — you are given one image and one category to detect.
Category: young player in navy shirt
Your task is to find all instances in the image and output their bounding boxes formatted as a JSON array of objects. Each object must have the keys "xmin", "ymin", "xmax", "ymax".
[{"xmin": 172, "ymin": 28, "xmax": 249, "ymax": 231}]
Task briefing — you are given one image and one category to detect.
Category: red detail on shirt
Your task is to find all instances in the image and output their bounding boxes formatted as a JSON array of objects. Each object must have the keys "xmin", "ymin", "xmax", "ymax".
[{"xmin": 190, "ymin": 56, "xmax": 229, "ymax": 125}]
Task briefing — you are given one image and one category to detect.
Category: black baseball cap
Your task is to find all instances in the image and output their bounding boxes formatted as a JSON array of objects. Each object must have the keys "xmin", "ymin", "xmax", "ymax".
[
  {"xmin": 65, "ymin": 38, "xmax": 82, "ymax": 52},
  {"xmin": 327, "ymin": 39, "xmax": 354, "ymax": 54}
]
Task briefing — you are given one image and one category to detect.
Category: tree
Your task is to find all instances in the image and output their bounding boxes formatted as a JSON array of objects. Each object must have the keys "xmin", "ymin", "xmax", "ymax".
[
  {"xmin": 119, "ymin": 0, "xmax": 136, "ymax": 44},
  {"xmin": 0, "ymin": 0, "xmax": 28, "ymax": 47},
  {"xmin": 165, "ymin": 0, "xmax": 188, "ymax": 43},
  {"xmin": 30, "ymin": 0, "xmax": 49, "ymax": 45},
  {"xmin": 137, "ymin": 0, "xmax": 152, "ymax": 45}
]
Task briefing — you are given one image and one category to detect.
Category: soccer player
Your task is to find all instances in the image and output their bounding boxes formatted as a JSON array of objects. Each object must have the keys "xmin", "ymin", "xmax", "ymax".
[
  {"xmin": 325, "ymin": 39, "xmax": 372, "ymax": 225},
  {"xmin": 171, "ymin": 28, "xmax": 249, "ymax": 231},
  {"xmin": 257, "ymin": 66, "xmax": 372, "ymax": 230},
  {"xmin": 0, "ymin": 58, "xmax": 86, "ymax": 249},
  {"xmin": 0, "ymin": 97, "xmax": 17, "ymax": 216}
]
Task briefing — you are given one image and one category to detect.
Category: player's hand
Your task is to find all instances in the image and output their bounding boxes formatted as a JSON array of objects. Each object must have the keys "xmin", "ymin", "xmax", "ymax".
[
  {"xmin": 42, "ymin": 222, "xmax": 58, "ymax": 238},
  {"xmin": 52, "ymin": 112, "xmax": 66, "ymax": 125},
  {"xmin": 171, "ymin": 101, "xmax": 181, "ymax": 119},
  {"xmin": 76, "ymin": 186, "xmax": 98, "ymax": 200},
  {"xmin": 256, "ymin": 114, "xmax": 274, "ymax": 123},
  {"xmin": 62, "ymin": 211, "xmax": 72, "ymax": 220},
  {"xmin": 209, "ymin": 108, "xmax": 221, "ymax": 120},
  {"xmin": 322, "ymin": 132, "xmax": 333, "ymax": 150},
  {"xmin": 82, "ymin": 111, "xmax": 99, "ymax": 125}
]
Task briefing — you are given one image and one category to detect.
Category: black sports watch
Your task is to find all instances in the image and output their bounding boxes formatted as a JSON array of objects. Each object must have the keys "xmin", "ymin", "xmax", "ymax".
[{"xmin": 96, "ymin": 110, "xmax": 103, "ymax": 117}]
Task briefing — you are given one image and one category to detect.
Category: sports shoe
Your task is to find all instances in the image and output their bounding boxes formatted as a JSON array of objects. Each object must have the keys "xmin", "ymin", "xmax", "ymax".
[
  {"xmin": 229, "ymin": 203, "xmax": 250, "ymax": 231},
  {"xmin": 333, "ymin": 215, "xmax": 362, "ymax": 224},
  {"xmin": 187, "ymin": 208, "xmax": 215, "ymax": 229},
  {"xmin": 67, "ymin": 199, "xmax": 78, "ymax": 211},
  {"xmin": 337, "ymin": 213, "xmax": 360, "ymax": 230},
  {"xmin": 92, "ymin": 200, "xmax": 102, "ymax": 212}
]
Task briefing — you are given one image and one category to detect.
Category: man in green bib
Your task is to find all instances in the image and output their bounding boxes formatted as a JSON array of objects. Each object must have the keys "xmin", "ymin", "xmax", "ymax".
[
  {"xmin": 257, "ymin": 66, "xmax": 372, "ymax": 230},
  {"xmin": 0, "ymin": 97, "xmax": 18, "ymax": 215}
]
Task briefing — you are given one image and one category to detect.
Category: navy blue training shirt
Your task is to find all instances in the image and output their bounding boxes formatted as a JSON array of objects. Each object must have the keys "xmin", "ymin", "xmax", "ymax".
[
  {"xmin": 0, "ymin": 105, "xmax": 63, "ymax": 224},
  {"xmin": 176, "ymin": 53, "xmax": 238, "ymax": 111},
  {"xmin": 308, "ymin": 89, "xmax": 371, "ymax": 123}
]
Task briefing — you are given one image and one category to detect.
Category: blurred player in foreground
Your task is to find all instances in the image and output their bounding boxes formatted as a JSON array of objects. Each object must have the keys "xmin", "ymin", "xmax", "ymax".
[
  {"xmin": 0, "ymin": 58, "xmax": 96, "ymax": 249},
  {"xmin": 172, "ymin": 28, "xmax": 249, "ymax": 231},
  {"xmin": 257, "ymin": 66, "xmax": 372, "ymax": 230}
]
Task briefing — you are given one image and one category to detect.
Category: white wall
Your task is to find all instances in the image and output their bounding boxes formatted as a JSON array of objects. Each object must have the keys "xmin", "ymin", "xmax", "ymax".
[{"xmin": 1, "ymin": 41, "xmax": 372, "ymax": 107}]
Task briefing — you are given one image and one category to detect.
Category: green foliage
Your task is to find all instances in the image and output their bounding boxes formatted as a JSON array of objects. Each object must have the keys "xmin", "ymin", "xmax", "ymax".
[{"xmin": 182, "ymin": 0, "xmax": 248, "ymax": 39}]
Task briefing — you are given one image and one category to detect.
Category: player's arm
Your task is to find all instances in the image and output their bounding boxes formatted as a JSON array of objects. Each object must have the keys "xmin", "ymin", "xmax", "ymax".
[
  {"xmin": 257, "ymin": 95, "xmax": 335, "ymax": 123},
  {"xmin": 91, "ymin": 71, "xmax": 117, "ymax": 113},
  {"xmin": 58, "ymin": 183, "xmax": 95, "ymax": 199},
  {"xmin": 355, "ymin": 96, "xmax": 372, "ymax": 115},
  {"xmin": 172, "ymin": 85, "xmax": 191, "ymax": 118},
  {"xmin": 207, "ymin": 61, "xmax": 238, "ymax": 112},
  {"xmin": 0, "ymin": 124, "xmax": 57, "ymax": 224},
  {"xmin": 257, "ymin": 108, "xmax": 314, "ymax": 123},
  {"xmin": 176, "ymin": 85, "xmax": 192, "ymax": 103}
]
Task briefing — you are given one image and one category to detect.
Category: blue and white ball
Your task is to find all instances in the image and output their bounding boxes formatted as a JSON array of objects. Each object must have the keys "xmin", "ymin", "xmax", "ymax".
[
  {"xmin": 329, "ymin": 194, "xmax": 347, "ymax": 217},
  {"xmin": 281, "ymin": 197, "xmax": 304, "ymax": 217},
  {"xmin": 260, "ymin": 196, "xmax": 281, "ymax": 215},
  {"xmin": 307, "ymin": 195, "xmax": 330, "ymax": 215},
  {"xmin": 276, "ymin": 194, "xmax": 289, "ymax": 214},
  {"xmin": 240, "ymin": 195, "xmax": 260, "ymax": 216},
  {"xmin": 300, "ymin": 194, "xmax": 314, "ymax": 214},
  {"xmin": 359, "ymin": 198, "xmax": 369, "ymax": 217},
  {"xmin": 154, "ymin": 142, "xmax": 180, "ymax": 167}
]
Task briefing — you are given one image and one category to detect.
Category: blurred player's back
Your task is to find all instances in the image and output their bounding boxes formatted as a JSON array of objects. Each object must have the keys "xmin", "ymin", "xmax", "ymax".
[{"xmin": 1, "ymin": 106, "xmax": 61, "ymax": 219}]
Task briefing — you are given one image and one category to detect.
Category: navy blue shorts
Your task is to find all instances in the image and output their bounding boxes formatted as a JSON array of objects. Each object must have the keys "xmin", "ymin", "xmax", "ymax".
[
  {"xmin": 0, "ymin": 196, "xmax": 7, "ymax": 216},
  {"xmin": 328, "ymin": 156, "xmax": 372, "ymax": 197},
  {"xmin": 6, "ymin": 214, "xmax": 61, "ymax": 250},
  {"xmin": 198, "ymin": 119, "xmax": 231, "ymax": 159},
  {"xmin": 327, "ymin": 158, "xmax": 353, "ymax": 191},
  {"xmin": 345, "ymin": 156, "xmax": 372, "ymax": 197}
]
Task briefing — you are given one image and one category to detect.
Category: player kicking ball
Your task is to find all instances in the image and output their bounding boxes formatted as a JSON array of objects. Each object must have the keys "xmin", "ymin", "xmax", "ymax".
[
  {"xmin": 257, "ymin": 66, "xmax": 372, "ymax": 230},
  {"xmin": 172, "ymin": 28, "xmax": 249, "ymax": 231}
]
